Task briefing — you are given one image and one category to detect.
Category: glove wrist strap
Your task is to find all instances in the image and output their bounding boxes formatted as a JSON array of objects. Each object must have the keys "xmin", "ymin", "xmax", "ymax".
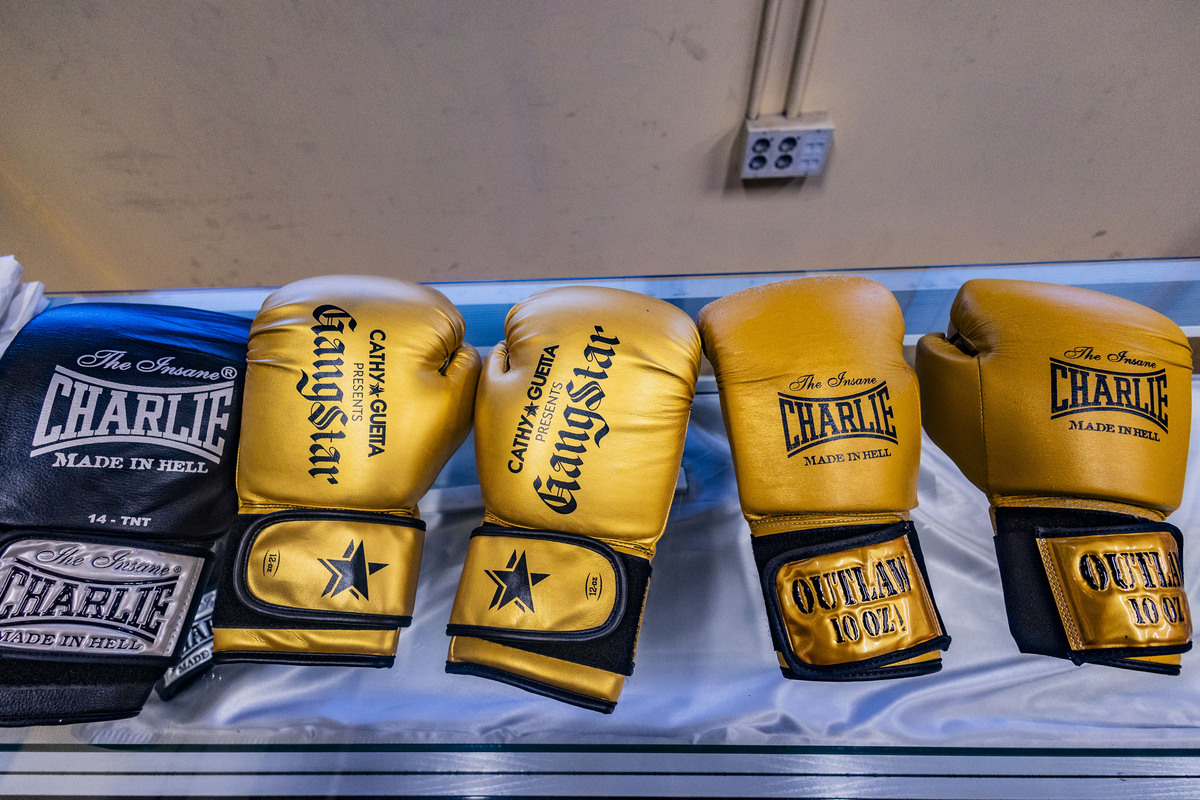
[
  {"xmin": 445, "ymin": 524, "xmax": 651, "ymax": 709},
  {"xmin": 0, "ymin": 667, "xmax": 160, "ymax": 727},
  {"xmin": 993, "ymin": 506, "xmax": 1192, "ymax": 673},
  {"xmin": 446, "ymin": 636, "xmax": 625, "ymax": 714},
  {"xmin": 211, "ymin": 509, "xmax": 425, "ymax": 667},
  {"xmin": 0, "ymin": 531, "xmax": 210, "ymax": 665},
  {"xmin": 0, "ymin": 530, "xmax": 212, "ymax": 725},
  {"xmin": 752, "ymin": 520, "xmax": 950, "ymax": 681}
]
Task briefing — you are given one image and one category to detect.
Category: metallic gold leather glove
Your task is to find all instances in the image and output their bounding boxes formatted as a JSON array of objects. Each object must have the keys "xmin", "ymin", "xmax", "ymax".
[
  {"xmin": 916, "ymin": 278, "xmax": 1192, "ymax": 673},
  {"xmin": 445, "ymin": 285, "xmax": 700, "ymax": 712},
  {"xmin": 212, "ymin": 275, "xmax": 480, "ymax": 666},
  {"xmin": 700, "ymin": 276, "xmax": 950, "ymax": 681}
]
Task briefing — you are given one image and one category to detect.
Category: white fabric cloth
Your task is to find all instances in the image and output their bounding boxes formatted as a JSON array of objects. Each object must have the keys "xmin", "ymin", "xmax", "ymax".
[
  {"xmin": 78, "ymin": 379, "xmax": 1200, "ymax": 748},
  {"xmin": 0, "ymin": 256, "xmax": 46, "ymax": 358}
]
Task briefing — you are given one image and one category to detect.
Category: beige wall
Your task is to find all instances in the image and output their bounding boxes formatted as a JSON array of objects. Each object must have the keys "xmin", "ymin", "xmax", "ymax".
[{"xmin": 1, "ymin": 1, "xmax": 1197, "ymax": 293}]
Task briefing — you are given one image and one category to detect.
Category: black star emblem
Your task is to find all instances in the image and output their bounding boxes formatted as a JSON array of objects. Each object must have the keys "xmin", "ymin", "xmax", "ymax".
[
  {"xmin": 485, "ymin": 550, "xmax": 549, "ymax": 613},
  {"xmin": 369, "ymin": 383, "xmax": 384, "ymax": 396},
  {"xmin": 319, "ymin": 540, "xmax": 388, "ymax": 601},
  {"xmin": 523, "ymin": 402, "xmax": 539, "ymax": 417}
]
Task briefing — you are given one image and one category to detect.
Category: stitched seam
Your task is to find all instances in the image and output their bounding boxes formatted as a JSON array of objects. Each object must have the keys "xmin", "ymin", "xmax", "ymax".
[
  {"xmin": 240, "ymin": 503, "xmax": 417, "ymax": 518},
  {"xmin": 976, "ymin": 347, "xmax": 989, "ymax": 494},
  {"xmin": 1036, "ymin": 538, "xmax": 1082, "ymax": 650},
  {"xmin": 750, "ymin": 514, "xmax": 904, "ymax": 535}
]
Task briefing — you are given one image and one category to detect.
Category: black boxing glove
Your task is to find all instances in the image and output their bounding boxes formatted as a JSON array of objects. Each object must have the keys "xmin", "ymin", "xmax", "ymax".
[{"xmin": 0, "ymin": 303, "xmax": 248, "ymax": 725}]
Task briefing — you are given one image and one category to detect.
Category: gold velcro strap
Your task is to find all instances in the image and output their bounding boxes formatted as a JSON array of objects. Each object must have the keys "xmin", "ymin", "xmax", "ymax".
[
  {"xmin": 213, "ymin": 626, "xmax": 399, "ymax": 658},
  {"xmin": 1037, "ymin": 527, "xmax": 1191, "ymax": 652},
  {"xmin": 447, "ymin": 528, "xmax": 623, "ymax": 640},
  {"xmin": 240, "ymin": 511, "xmax": 424, "ymax": 624},
  {"xmin": 1129, "ymin": 653, "xmax": 1183, "ymax": 667},
  {"xmin": 767, "ymin": 528, "xmax": 945, "ymax": 670},
  {"xmin": 775, "ymin": 648, "xmax": 942, "ymax": 671},
  {"xmin": 447, "ymin": 635, "xmax": 625, "ymax": 704}
]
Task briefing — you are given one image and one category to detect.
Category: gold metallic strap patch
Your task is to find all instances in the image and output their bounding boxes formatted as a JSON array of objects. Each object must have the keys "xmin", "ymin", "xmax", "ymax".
[
  {"xmin": 1037, "ymin": 527, "xmax": 1191, "ymax": 652},
  {"xmin": 447, "ymin": 635, "xmax": 625, "ymax": 703},
  {"xmin": 768, "ymin": 530, "xmax": 944, "ymax": 668},
  {"xmin": 448, "ymin": 529, "xmax": 623, "ymax": 640},
  {"xmin": 241, "ymin": 512, "xmax": 424, "ymax": 622},
  {"xmin": 213, "ymin": 626, "xmax": 399, "ymax": 658}
]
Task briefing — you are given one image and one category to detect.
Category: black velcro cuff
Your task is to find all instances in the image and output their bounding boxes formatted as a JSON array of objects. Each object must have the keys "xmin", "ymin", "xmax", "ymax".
[
  {"xmin": 752, "ymin": 521, "xmax": 950, "ymax": 681},
  {"xmin": 993, "ymin": 506, "xmax": 1191, "ymax": 673},
  {"xmin": 0, "ymin": 661, "xmax": 159, "ymax": 726}
]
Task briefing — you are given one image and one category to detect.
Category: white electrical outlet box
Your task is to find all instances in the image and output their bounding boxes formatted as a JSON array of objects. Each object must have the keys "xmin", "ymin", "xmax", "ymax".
[{"xmin": 741, "ymin": 112, "xmax": 833, "ymax": 180}]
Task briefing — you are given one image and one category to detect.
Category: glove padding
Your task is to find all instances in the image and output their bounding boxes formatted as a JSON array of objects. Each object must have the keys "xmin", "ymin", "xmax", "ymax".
[
  {"xmin": 212, "ymin": 276, "xmax": 480, "ymax": 667},
  {"xmin": 445, "ymin": 286, "xmax": 701, "ymax": 712},
  {"xmin": 916, "ymin": 279, "xmax": 1192, "ymax": 673},
  {"xmin": 700, "ymin": 277, "xmax": 950, "ymax": 681},
  {"xmin": 0, "ymin": 303, "xmax": 249, "ymax": 725}
]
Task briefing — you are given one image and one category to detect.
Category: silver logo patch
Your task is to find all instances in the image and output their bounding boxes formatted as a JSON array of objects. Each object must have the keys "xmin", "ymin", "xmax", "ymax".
[{"xmin": 0, "ymin": 538, "xmax": 205, "ymax": 659}]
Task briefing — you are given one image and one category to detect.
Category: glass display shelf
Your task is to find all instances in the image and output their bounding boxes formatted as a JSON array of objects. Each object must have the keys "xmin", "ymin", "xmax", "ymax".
[{"xmin": 2, "ymin": 259, "xmax": 1199, "ymax": 798}]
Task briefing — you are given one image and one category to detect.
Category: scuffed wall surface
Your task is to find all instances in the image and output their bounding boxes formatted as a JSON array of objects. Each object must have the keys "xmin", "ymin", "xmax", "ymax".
[{"xmin": 0, "ymin": 1, "xmax": 1197, "ymax": 292}]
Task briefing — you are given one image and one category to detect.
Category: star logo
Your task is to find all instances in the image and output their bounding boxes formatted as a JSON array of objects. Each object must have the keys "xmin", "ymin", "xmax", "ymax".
[
  {"xmin": 485, "ymin": 550, "xmax": 549, "ymax": 613},
  {"xmin": 319, "ymin": 540, "xmax": 388, "ymax": 601},
  {"xmin": 369, "ymin": 383, "xmax": 384, "ymax": 396},
  {"xmin": 523, "ymin": 402, "xmax": 539, "ymax": 417}
]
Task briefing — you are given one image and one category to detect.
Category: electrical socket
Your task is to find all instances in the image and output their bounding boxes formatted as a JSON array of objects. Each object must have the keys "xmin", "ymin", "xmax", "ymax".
[{"xmin": 741, "ymin": 112, "xmax": 833, "ymax": 180}]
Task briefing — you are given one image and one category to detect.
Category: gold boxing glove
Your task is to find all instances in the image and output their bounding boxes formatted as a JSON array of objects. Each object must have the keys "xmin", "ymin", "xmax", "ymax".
[
  {"xmin": 212, "ymin": 276, "xmax": 480, "ymax": 666},
  {"xmin": 916, "ymin": 279, "xmax": 1192, "ymax": 673},
  {"xmin": 699, "ymin": 277, "xmax": 951, "ymax": 680},
  {"xmin": 445, "ymin": 286, "xmax": 700, "ymax": 713}
]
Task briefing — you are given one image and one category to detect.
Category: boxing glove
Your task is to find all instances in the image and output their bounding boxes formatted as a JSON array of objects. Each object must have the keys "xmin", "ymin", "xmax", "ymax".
[
  {"xmin": 154, "ymin": 535, "xmax": 227, "ymax": 700},
  {"xmin": 916, "ymin": 279, "xmax": 1192, "ymax": 673},
  {"xmin": 0, "ymin": 303, "xmax": 249, "ymax": 726},
  {"xmin": 699, "ymin": 277, "xmax": 951, "ymax": 681},
  {"xmin": 445, "ymin": 286, "xmax": 700, "ymax": 713},
  {"xmin": 212, "ymin": 276, "xmax": 480, "ymax": 666}
]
